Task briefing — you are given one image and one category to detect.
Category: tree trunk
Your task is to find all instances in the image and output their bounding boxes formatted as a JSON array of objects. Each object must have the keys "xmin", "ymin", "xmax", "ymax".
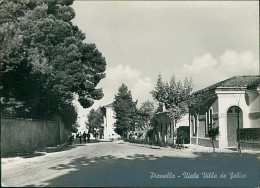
[
  {"xmin": 125, "ymin": 130, "xmax": 129, "ymax": 139},
  {"xmin": 212, "ymin": 138, "xmax": 215, "ymax": 152},
  {"xmin": 196, "ymin": 113, "xmax": 199, "ymax": 149}
]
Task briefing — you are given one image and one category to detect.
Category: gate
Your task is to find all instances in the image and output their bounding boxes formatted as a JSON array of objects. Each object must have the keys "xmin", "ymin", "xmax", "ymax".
[{"xmin": 238, "ymin": 128, "xmax": 260, "ymax": 150}]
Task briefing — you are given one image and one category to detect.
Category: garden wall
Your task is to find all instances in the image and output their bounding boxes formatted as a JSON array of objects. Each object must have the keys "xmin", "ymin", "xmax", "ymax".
[
  {"xmin": 191, "ymin": 137, "xmax": 219, "ymax": 148},
  {"xmin": 1, "ymin": 118, "xmax": 69, "ymax": 156}
]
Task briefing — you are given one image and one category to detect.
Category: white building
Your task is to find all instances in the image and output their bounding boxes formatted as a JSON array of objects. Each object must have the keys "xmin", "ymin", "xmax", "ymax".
[
  {"xmin": 102, "ymin": 103, "xmax": 120, "ymax": 140},
  {"xmin": 189, "ymin": 76, "xmax": 260, "ymax": 149}
]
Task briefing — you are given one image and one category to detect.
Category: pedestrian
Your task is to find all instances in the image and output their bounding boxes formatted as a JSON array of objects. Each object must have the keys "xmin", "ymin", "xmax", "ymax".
[
  {"xmin": 87, "ymin": 132, "xmax": 90, "ymax": 143},
  {"xmin": 83, "ymin": 131, "xmax": 87, "ymax": 143},
  {"xmin": 68, "ymin": 134, "xmax": 73, "ymax": 145},
  {"xmin": 76, "ymin": 133, "xmax": 79, "ymax": 141},
  {"xmin": 79, "ymin": 132, "xmax": 82, "ymax": 144}
]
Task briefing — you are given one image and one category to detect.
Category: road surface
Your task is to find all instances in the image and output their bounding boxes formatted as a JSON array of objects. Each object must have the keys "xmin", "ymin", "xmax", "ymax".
[{"xmin": 1, "ymin": 141, "xmax": 260, "ymax": 187}]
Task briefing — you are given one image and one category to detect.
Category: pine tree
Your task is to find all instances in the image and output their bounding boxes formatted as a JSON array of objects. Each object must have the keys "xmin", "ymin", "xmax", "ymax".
[
  {"xmin": 136, "ymin": 100, "xmax": 155, "ymax": 130},
  {"xmin": 113, "ymin": 84, "xmax": 137, "ymax": 138},
  {"xmin": 86, "ymin": 107, "xmax": 104, "ymax": 133},
  {"xmin": 0, "ymin": 0, "xmax": 106, "ymax": 128}
]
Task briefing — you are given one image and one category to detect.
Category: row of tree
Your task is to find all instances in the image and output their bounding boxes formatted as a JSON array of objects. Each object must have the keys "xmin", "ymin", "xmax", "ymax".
[
  {"xmin": 86, "ymin": 84, "xmax": 154, "ymax": 137},
  {"xmin": 111, "ymin": 75, "xmax": 219, "ymax": 151},
  {"xmin": 1, "ymin": 0, "xmax": 106, "ymax": 129},
  {"xmin": 110, "ymin": 74, "xmax": 193, "ymax": 139}
]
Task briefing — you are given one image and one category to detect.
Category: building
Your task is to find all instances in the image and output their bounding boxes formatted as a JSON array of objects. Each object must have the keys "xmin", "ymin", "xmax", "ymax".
[
  {"xmin": 102, "ymin": 103, "xmax": 120, "ymax": 140},
  {"xmin": 189, "ymin": 76, "xmax": 260, "ymax": 149},
  {"xmin": 155, "ymin": 110, "xmax": 175, "ymax": 145},
  {"xmin": 155, "ymin": 108, "xmax": 189, "ymax": 145}
]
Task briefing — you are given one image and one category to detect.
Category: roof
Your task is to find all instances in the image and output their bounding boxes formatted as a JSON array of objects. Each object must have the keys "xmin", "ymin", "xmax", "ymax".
[
  {"xmin": 155, "ymin": 110, "xmax": 172, "ymax": 115},
  {"xmin": 194, "ymin": 75, "xmax": 260, "ymax": 94},
  {"xmin": 103, "ymin": 103, "xmax": 113, "ymax": 108}
]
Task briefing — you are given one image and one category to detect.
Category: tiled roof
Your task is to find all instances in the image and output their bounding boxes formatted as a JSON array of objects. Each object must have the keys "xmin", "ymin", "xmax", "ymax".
[{"xmin": 194, "ymin": 75, "xmax": 260, "ymax": 94}]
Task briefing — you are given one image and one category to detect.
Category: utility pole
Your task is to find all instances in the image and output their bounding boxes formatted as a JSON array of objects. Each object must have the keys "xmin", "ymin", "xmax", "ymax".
[{"xmin": 237, "ymin": 107, "xmax": 241, "ymax": 154}]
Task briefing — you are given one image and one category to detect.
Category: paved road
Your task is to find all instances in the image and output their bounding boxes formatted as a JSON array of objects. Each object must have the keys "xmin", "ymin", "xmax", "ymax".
[{"xmin": 1, "ymin": 141, "xmax": 260, "ymax": 187}]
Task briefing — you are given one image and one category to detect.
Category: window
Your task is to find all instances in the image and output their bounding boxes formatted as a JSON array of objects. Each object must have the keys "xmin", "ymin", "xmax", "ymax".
[
  {"xmin": 205, "ymin": 107, "xmax": 214, "ymax": 136},
  {"xmin": 228, "ymin": 106, "xmax": 242, "ymax": 114},
  {"xmin": 205, "ymin": 111, "xmax": 209, "ymax": 135},
  {"xmin": 209, "ymin": 109, "xmax": 213, "ymax": 129}
]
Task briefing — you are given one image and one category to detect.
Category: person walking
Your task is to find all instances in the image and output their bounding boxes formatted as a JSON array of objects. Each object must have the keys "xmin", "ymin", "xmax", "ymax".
[
  {"xmin": 76, "ymin": 133, "xmax": 79, "ymax": 141},
  {"xmin": 87, "ymin": 132, "xmax": 90, "ymax": 143},
  {"xmin": 83, "ymin": 131, "xmax": 87, "ymax": 143},
  {"xmin": 79, "ymin": 132, "xmax": 82, "ymax": 144}
]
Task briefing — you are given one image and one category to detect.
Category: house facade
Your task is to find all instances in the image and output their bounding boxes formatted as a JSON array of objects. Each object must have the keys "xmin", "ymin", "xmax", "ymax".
[
  {"xmin": 155, "ymin": 110, "xmax": 189, "ymax": 145},
  {"xmin": 155, "ymin": 111, "xmax": 175, "ymax": 145},
  {"xmin": 102, "ymin": 103, "xmax": 120, "ymax": 140},
  {"xmin": 189, "ymin": 76, "xmax": 260, "ymax": 149}
]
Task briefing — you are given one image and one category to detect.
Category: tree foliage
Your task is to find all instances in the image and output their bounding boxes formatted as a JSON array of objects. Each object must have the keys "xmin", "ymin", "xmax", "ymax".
[
  {"xmin": 208, "ymin": 127, "xmax": 219, "ymax": 152},
  {"xmin": 151, "ymin": 74, "xmax": 193, "ymax": 122},
  {"xmin": 86, "ymin": 107, "xmax": 104, "ymax": 134},
  {"xmin": 113, "ymin": 84, "xmax": 137, "ymax": 137},
  {"xmin": 188, "ymin": 89, "xmax": 217, "ymax": 115},
  {"xmin": 136, "ymin": 100, "xmax": 155, "ymax": 130},
  {"xmin": 0, "ymin": 0, "xmax": 106, "ymax": 127}
]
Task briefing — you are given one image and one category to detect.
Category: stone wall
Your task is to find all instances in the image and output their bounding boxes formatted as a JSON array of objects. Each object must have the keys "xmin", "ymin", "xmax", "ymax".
[
  {"xmin": 191, "ymin": 137, "xmax": 219, "ymax": 148},
  {"xmin": 1, "ymin": 118, "xmax": 69, "ymax": 156}
]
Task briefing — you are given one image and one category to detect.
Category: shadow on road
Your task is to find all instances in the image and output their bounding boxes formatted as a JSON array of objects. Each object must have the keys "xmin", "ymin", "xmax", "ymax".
[
  {"xmin": 27, "ymin": 151, "xmax": 260, "ymax": 187},
  {"xmin": 2, "ymin": 139, "xmax": 110, "ymax": 159},
  {"xmin": 2, "ymin": 152, "xmax": 46, "ymax": 158},
  {"xmin": 42, "ymin": 139, "xmax": 111, "ymax": 154}
]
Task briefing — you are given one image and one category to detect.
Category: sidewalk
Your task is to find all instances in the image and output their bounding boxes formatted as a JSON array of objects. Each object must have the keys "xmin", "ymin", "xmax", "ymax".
[{"xmin": 123, "ymin": 141, "xmax": 260, "ymax": 155}]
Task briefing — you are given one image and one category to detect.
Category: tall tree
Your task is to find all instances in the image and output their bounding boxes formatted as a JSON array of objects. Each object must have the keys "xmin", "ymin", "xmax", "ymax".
[
  {"xmin": 86, "ymin": 107, "xmax": 104, "ymax": 134},
  {"xmin": 151, "ymin": 74, "xmax": 193, "ymax": 122},
  {"xmin": 113, "ymin": 84, "xmax": 137, "ymax": 138},
  {"xmin": 136, "ymin": 100, "xmax": 155, "ymax": 130},
  {"xmin": 151, "ymin": 75, "xmax": 192, "ymax": 145},
  {"xmin": 0, "ymin": 0, "xmax": 106, "ymax": 127}
]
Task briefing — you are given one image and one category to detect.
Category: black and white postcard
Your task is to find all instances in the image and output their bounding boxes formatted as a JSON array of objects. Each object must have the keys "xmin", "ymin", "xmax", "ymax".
[{"xmin": 1, "ymin": 0, "xmax": 259, "ymax": 187}]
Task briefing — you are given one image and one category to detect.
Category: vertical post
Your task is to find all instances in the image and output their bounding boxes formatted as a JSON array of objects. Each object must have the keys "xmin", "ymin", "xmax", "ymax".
[
  {"xmin": 237, "ymin": 108, "xmax": 241, "ymax": 153},
  {"xmin": 171, "ymin": 120, "xmax": 174, "ymax": 145},
  {"xmin": 57, "ymin": 117, "xmax": 61, "ymax": 145},
  {"xmin": 196, "ymin": 114, "xmax": 199, "ymax": 149},
  {"xmin": 173, "ymin": 119, "xmax": 176, "ymax": 145}
]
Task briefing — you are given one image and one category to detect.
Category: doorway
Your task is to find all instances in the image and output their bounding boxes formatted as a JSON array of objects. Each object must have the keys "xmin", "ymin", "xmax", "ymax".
[{"xmin": 227, "ymin": 106, "xmax": 243, "ymax": 147}]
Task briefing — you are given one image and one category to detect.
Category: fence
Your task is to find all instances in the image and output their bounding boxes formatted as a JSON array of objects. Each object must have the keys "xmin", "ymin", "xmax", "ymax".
[
  {"xmin": 238, "ymin": 128, "xmax": 260, "ymax": 150},
  {"xmin": 1, "ymin": 118, "xmax": 69, "ymax": 156}
]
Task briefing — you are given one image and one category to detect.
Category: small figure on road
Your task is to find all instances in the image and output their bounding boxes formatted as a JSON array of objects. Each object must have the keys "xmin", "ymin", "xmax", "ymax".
[
  {"xmin": 94, "ymin": 132, "xmax": 99, "ymax": 140},
  {"xmin": 79, "ymin": 132, "xmax": 82, "ymax": 144},
  {"xmin": 68, "ymin": 134, "xmax": 73, "ymax": 145},
  {"xmin": 76, "ymin": 133, "xmax": 79, "ymax": 141},
  {"xmin": 83, "ymin": 131, "xmax": 87, "ymax": 143},
  {"xmin": 87, "ymin": 132, "xmax": 90, "ymax": 143}
]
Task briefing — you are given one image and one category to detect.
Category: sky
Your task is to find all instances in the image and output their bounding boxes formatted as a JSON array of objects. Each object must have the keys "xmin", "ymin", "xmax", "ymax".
[{"xmin": 71, "ymin": 1, "xmax": 259, "ymax": 129}]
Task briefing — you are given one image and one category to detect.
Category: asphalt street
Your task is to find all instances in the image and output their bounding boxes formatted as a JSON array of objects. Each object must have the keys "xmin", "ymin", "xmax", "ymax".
[{"xmin": 1, "ymin": 141, "xmax": 260, "ymax": 187}]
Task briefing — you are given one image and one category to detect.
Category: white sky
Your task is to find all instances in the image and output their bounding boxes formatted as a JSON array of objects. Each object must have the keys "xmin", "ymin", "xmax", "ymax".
[{"xmin": 71, "ymin": 1, "xmax": 259, "ymax": 128}]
